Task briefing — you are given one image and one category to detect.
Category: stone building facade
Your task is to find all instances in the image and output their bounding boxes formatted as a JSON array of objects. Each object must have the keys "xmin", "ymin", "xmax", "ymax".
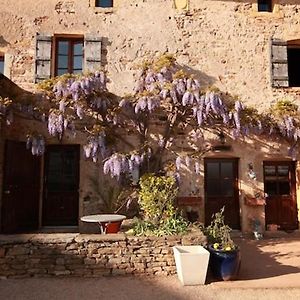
[{"xmin": 1, "ymin": 0, "xmax": 300, "ymax": 233}]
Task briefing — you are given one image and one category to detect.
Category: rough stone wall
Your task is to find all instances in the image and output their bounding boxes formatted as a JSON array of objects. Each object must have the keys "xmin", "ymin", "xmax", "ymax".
[
  {"xmin": 0, "ymin": 233, "xmax": 206, "ymax": 278},
  {"xmin": 1, "ymin": 1, "xmax": 300, "ymax": 232},
  {"xmin": 0, "ymin": 1, "xmax": 300, "ymax": 103}
]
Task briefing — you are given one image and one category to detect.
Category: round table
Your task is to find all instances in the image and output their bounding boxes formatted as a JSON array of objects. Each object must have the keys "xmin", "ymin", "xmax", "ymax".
[{"xmin": 80, "ymin": 214, "xmax": 126, "ymax": 234}]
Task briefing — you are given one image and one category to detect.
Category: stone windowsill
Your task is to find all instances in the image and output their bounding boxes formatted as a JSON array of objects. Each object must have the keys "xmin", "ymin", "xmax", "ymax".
[
  {"xmin": 250, "ymin": 4, "xmax": 283, "ymax": 19},
  {"xmin": 93, "ymin": 7, "xmax": 114, "ymax": 14}
]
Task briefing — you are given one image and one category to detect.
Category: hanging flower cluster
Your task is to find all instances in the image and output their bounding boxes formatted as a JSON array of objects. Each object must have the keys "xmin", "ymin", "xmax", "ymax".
[
  {"xmin": 26, "ymin": 134, "xmax": 45, "ymax": 156},
  {"xmin": 38, "ymin": 71, "xmax": 110, "ymax": 138},
  {"xmin": 103, "ymin": 152, "xmax": 145, "ymax": 180},
  {"xmin": 83, "ymin": 129, "xmax": 107, "ymax": 162},
  {"xmin": 3, "ymin": 53, "xmax": 300, "ymax": 180},
  {"xmin": 53, "ymin": 71, "xmax": 107, "ymax": 101},
  {"xmin": 47, "ymin": 109, "xmax": 65, "ymax": 139}
]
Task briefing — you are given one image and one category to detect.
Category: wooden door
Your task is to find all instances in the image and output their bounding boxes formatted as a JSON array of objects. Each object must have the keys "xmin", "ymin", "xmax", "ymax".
[
  {"xmin": 43, "ymin": 145, "xmax": 79, "ymax": 226},
  {"xmin": 264, "ymin": 161, "xmax": 298, "ymax": 230},
  {"xmin": 205, "ymin": 158, "xmax": 240, "ymax": 229},
  {"xmin": 1, "ymin": 140, "xmax": 41, "ymax": 233}
]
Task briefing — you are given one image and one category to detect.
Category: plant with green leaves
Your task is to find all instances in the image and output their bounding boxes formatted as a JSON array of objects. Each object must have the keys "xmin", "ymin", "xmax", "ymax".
[
  {"xmin": 138, "ymin": 173, "xmax": 178, "ymax": 225},
  {"xmin": 203, "ymin": 207, "xmax": 236, "ymax": 251},
  {"xmin": 131, "ymin": 215, "xmax": 189, "ymax": 236}
]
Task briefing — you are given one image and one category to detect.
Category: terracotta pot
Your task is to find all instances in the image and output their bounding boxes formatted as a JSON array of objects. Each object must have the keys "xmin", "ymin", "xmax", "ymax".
[{"xmin": 101, "ymin": 221, "xmax": 122, "ymax": 233}]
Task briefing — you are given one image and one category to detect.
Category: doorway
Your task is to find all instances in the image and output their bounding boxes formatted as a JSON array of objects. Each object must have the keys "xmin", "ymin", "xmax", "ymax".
[
  {"xmin": 204, "ymin": 158, "xmax": 240, "ymax": 229},
  {"xmin": 1, "ymin": 140, "xmax": 41, "ymax": 233},
  {"xmin": 264, "ymin": 161, "xmax": 298, "ymax": 230},
  {"xmin": 43, "ymin": 145, "xmax": 80, "ymax": 226}
]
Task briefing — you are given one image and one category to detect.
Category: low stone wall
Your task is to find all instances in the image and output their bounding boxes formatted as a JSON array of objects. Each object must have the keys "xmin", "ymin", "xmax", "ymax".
[{"xmin": 0, "ymin": 233, "xmax": 206, "ymax": 278}]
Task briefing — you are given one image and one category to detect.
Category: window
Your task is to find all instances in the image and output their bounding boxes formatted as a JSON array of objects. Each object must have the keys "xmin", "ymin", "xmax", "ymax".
[
  {"xmin": 257, "ymin": 0, "xmax": 272, "ymax": 12},
  {"xmin": 0, "ymin": 54, "xmax": 4, "ymax": 74},
  {"xmin": 55, "ymin": 37, "xmax": 84, "ymax": 76},
  {"xmin": 287, "ymin": 43, "xmax": 300, "ymax": 87},
  {"xmin": 95, "ymin": 0, "xmax": 113, "ymax": 8},
  {"xmin": 35, "ymin": 33, "xmax": 102, "ymax": 82},
  {"xmin": 264, "ymin": 163, "xmax": 291, "ymax": 196}
]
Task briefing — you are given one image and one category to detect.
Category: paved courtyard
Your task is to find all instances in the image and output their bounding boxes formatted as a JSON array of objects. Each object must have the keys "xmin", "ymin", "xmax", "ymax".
[{"xmin": 1, "ymin": 233, "xmax": 300, "ymax": 299}]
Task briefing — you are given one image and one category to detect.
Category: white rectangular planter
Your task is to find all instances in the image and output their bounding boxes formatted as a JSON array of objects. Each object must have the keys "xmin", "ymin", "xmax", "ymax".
[{"xmin": 173, "ymin": 245, "xmax": 210, "ymax": 286}]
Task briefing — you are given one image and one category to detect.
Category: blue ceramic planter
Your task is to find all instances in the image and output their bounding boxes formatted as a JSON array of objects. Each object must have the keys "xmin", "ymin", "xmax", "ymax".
[{"xmin": 208, "ymin": 245, "xmax": 241, "ymax": 281}]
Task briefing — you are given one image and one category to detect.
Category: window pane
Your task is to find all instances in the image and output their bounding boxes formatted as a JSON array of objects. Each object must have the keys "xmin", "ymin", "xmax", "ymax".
[
  {"xmin": 58, "ymin": 41, "xmax": 69, "ymax": 55},
  {"xmin": 74, "ymin": 43, "xmax": 83, "ymax": 55},
  {"xmin": 258, "ymin": 0, "xmax": 272, "ymax": 12},
  {"xmin": 265, "ymin": 181, "xmax": 277, "ymax": 196},
  {"xmin": 73, "ymin": 56, "xmax": 83, "ymax": 70},
  {"xmin": 221, "ymin": 162, "xmax": 233, "ymax": 179},
  {"xmin": 96, "ymin": 0, "xmax": 113, "ymax": 7},
  {"xmin": 278, "ymin": 165, "xmax": 289, "ymax": 176},
  {"xmin": 58, "ymin": 55, "xmax": 68, "ymax": 68},
  {"xmin": 221, "ymin": 180, "xmax": 234, "ymax": 197},
  {"xmin": 0, "ymin": 60, "xmax": 4, "ymax": 74},
  {"xmin": 278, "ymin": 181, "xmax": 290, "ymax": 195},
  {"xmin": 207, "ymin": 180, "xmax": 221, "ymax": 196},
  {"xmin": 73, "ymin": 69, "xmax": 82, "ymax": 75},
  {"xmin": 288, "ymin": 48, "xmax": 300, "ymax": 87},
  {"xmin": 264, "ymin": 165, "xmax": 276, "ymax": 176},
  {"xmin": 57, "ymin": 68, "xmax": 68, "ymax": 76},
  {"xmin": 206, "ymin": 163, "xmax": 219, "ymax": 179}
]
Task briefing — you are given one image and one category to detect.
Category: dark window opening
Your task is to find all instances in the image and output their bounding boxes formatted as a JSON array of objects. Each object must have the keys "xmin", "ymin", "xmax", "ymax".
[
  {"xmin": 206, "ymin": 162, "xmax": 234, "ymax": 197},
  {"xmin": 287, "ymin": 46, "xmax": 300, "ymax": 87},
  {"xmin": 264, "ymin": 163, "xmax": 292, "ymax": 196},
  {"xmin": 0, "ymin": 55, "xmax": 4, "ymax": 74},
  {"xmin": 55, "ymin": 37, "xmax": 83, "ymax": 76},
  {"xmin": 95, "ymin": 0, "xmax": 113, "ymax": 8},
  {"xmin": 257, "ymin": 0, "xmax": 272, "ymax": 12}
]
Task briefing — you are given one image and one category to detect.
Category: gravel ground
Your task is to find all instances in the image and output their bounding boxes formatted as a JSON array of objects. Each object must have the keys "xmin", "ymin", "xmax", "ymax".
[{"xmin": 1, "ymin": 277, "xmax": 300, "ymax": 300}]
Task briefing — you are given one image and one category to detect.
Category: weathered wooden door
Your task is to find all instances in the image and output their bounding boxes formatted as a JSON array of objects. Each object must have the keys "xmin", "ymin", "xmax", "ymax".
[
  {"xmin": 264, "ymin": 161, "xmax": 298, "ymax": 230},
  {"xmin": 43, "ymin": 145, "xmax": 79, "ymax": 226},
  {"xmin": 1, "ymin": 140, "xmax": 41, "ymax": 233},
  {"xmin": 204, "ymin": 158, "xmax": 240, "ymax": 229}
]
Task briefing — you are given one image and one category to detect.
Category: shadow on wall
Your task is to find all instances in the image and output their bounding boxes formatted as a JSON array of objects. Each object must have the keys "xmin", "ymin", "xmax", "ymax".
[
  {"xmin": 0, "ymin": 36, "xmax": 9, "ymax": 47},
  {"xmin": 182, "ymin": 65, "xmax": 217, "ymax": 87}
]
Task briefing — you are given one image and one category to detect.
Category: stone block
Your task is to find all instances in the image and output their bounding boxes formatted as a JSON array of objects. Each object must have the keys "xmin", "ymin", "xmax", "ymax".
[
  {"xmin": 53, "ymin": 270, "xmax": 71, "ymax": 276},
  {"xmin": 111, "ymin": 268, "xmax": 127, "ymax": 275},
  {"xmin": 92, "ymin": 268, "xmax": 111, "ymax": 276},
  {"xmin": 84, "ymin": 258, "xmax": 96, "ymax": 265},
  {"xmin": 56, "ymin": 258, "xmax": 65, "ymax": 265},
  {"xmin": 7, "ymin": 246, "xmax": 30, "ymax": 256},
  {"xmin": 0, "ymin": 248, "xmax": 5, "ymax": 258}
]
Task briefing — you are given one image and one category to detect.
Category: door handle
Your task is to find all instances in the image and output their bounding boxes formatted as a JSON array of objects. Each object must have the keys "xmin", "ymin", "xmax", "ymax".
[{"xmin": 4, "ymin": 190, "xmax": 11, "ymax": 194}]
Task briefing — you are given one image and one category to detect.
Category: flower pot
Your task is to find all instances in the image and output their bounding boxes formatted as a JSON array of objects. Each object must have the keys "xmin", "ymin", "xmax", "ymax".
[
  {"xmin": 173, "ymin": 245, "xmax": 210, "ymax": 286},
  {"xmin": 101, "ymin": 221, "xmax": 122, "ymax": 233},
  {"xmin": 208, "ymin": 245, "xmax": 241, "ymax": 281}
]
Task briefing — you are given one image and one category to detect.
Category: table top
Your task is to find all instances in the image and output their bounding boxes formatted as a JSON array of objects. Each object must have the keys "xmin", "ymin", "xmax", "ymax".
[{"xmin": 80, "ymin": 214, "xmax": 126, "ymax": 223}]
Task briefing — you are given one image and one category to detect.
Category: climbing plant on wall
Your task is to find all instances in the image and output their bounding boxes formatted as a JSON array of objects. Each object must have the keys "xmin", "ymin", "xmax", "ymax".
[{"xmin": 2, "ymin": 54, "xmax": 300, "ymax": 182}]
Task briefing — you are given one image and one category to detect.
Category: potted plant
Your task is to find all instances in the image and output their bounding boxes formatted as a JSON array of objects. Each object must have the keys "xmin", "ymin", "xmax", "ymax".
[{"xmin": 203, "ymin": 207, "xmax": 241, "ymax": 281}]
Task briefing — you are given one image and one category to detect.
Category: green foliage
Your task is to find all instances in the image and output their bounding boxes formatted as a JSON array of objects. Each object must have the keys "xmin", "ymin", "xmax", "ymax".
[
  {"xmin": 36, "ymin": 73, "xmax": 79, "ymax": 92},
  {"xmin": 131, "ymin": 218, "xmax": 156, "ymax": 236},
  {"xmin": 202, "ymin": 207, "xmax": 236, "ymax": 251},
  {"xmin": 131, "ymin": 215, "xmax": 189, "ymax": 237},
  {"xmin": 138, "ymin": 174, "xmax": 178, "ymax": 224},
  {"xmin": 270, "ymin": 99, "xmax": 298, "ymax": 118},
  {"xmin": 154, "ymin": 215, "xmax": 189, "ymax": 236}
]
